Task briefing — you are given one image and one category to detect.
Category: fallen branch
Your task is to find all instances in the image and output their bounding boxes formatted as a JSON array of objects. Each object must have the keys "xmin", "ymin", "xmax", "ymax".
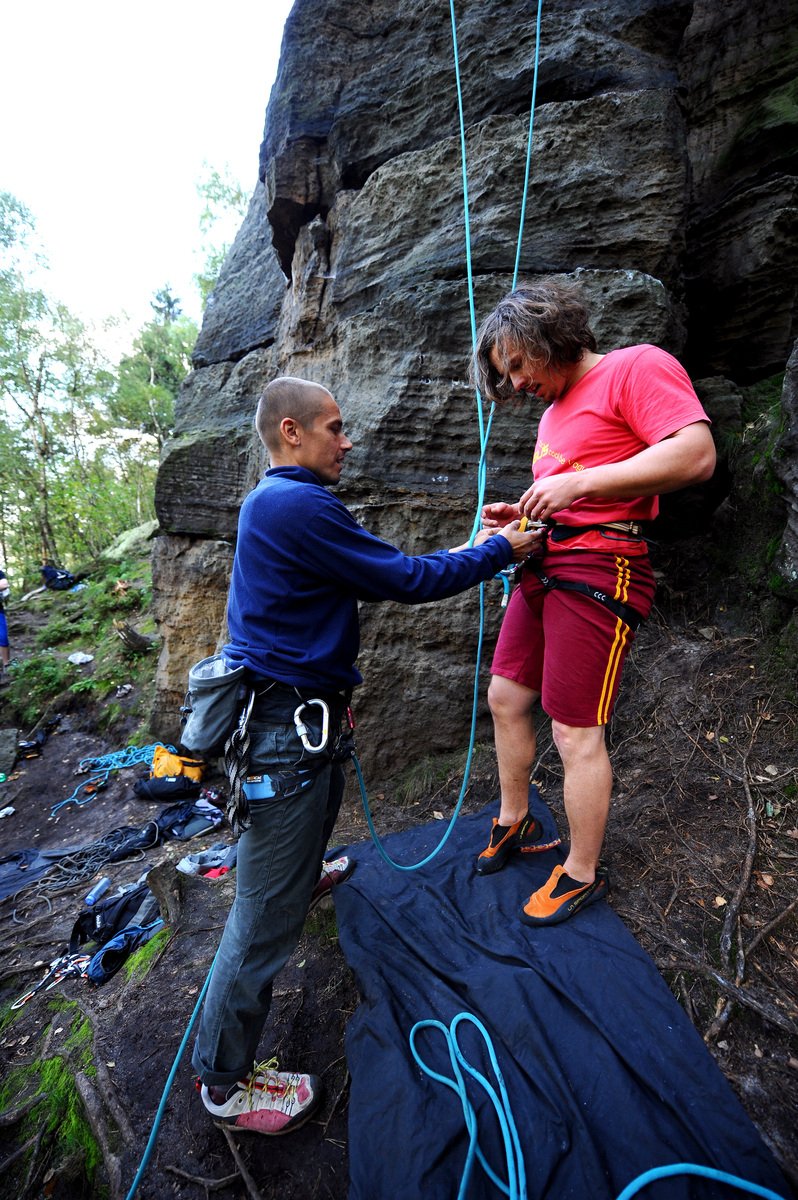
[
  {"xmin": 745, "ymin": 893, "xmax": 798, "ymax": 958},
  {"xmin": 20, "ymin": 1123, "xmax": 45, "ymax": 1198},
  {"xmin": 0, "ymin": 1130, "xmax": 41, "ymax": 1176},
  {"xmin": 662, "ymin": 957, "xmax": 798, "ymax": 1036},
  {"xmin": 71, "ymin": 998, "xmax": 135, "ymax": 1144},
  {"xmin": 165, "ymin": 1164, "xmax": 241, "ymax": 1190},
  {"xmin": 704, "ymin": 710, "xmax": 764, "ymax": 1042},
  {"xmin": 629, "ymin": 916, "xmax": 798, "ymax": 1035},
  {"xmin": 716, "ymin": 712, "xmax": 763, "ymax": 964},
  {"xmin": 217, "ymin": 1123, "xmax": 266, "ymax": 1200}
]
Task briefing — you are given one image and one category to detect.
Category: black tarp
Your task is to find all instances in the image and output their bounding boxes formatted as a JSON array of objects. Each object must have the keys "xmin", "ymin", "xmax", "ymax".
[{"xmin": 335, "ymin": 790, "xmax": 790, "ymax": 1200}]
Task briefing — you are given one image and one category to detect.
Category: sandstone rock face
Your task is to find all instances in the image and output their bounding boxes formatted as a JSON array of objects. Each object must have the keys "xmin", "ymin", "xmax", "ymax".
[
  {"xmin": 149, "ymin": 536, "xmax": 234, "ymax": 741},
  {"xmin": 681, "ymin": 0, "xmax": 797, "ymax": 379},
  {"xmin": 152, "ymin": 0, "xmax": 797, "ymax": 778}
]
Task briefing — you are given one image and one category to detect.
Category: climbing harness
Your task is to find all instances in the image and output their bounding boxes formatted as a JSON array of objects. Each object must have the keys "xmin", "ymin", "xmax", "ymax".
[
  {"xmin": 549, "ymin": 519, "xmax": 644, "ymax": 542},
  {"xmin": 223, "ymin": 686, "xmax": 346, "ymax": 837},
  {"xmin": 525, "ymin": 563, "xmax": 646, "ymax": 632}
]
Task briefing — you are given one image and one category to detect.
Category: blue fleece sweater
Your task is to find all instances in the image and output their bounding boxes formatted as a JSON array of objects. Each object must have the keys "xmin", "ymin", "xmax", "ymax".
[{"xmin": 224, "ymin": 466, "xmax": 513, "ymax": 691}]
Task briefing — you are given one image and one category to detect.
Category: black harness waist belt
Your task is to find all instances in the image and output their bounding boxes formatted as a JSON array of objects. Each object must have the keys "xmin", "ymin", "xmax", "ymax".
[
  {"xmin": 548, "ymin": 520, "xmax": 644, "ymax": 543},
  {"xmin": 528, "ymin": 566, "xmax": 646, "ymax": 632}
]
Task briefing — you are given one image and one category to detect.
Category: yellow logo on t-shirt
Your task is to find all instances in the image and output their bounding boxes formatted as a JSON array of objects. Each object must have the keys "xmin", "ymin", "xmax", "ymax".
[{"xmin": 533, "ymin": 442, "xmax": 584, "ymax": 471}]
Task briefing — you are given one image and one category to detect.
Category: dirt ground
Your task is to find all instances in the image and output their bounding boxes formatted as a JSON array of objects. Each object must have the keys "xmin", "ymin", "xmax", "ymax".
[{"xmin": 0, "ymin": 583, "xmax": 796, "ymax": 1200}]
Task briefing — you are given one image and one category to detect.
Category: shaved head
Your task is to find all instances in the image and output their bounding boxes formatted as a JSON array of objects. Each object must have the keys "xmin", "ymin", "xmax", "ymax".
[{"xmin": 255, "ymin": 377, "xmax": 335, "ymax": 453}]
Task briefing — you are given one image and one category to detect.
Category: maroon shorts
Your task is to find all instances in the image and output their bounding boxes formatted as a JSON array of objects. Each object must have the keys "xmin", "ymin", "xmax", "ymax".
[{"xmin": 490, "ymin": 550, "xmax": 656, "ymax": 727}]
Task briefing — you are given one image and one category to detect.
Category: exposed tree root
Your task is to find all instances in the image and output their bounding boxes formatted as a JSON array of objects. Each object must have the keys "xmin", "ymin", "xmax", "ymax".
[
  {"xmin": 74, "ymin": 1071, "xmax": 124, "ymax": 1200},
  {"xmin": 217, "ymin": 1123, "xmax": 266, "ymax": 1200},
  {"xmin": 165, "ymin": 1163, "xmax": 241, "ymax": 1190}
]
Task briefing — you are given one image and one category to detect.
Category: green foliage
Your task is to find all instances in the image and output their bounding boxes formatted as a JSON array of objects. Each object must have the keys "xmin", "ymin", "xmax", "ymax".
[
  {"xmin": 739, "ymin": 373, "xmax": 785, "ymax": 428},
  {"xmin": 5, "ymin": 651, "xmax": 75, "ymax": 724},
  {"xmin": 194, "ymin": 163, "xmax": 248, "ymax": 307},
  {"xmin": 34, "ymin": 612, "xmax": 80, "ymax": 648},
  {"xmin": 304, "ymin": 904, "xmax": 339, "ymax": 944},
  {"xmin": 109, "ymin": 313, "xmax": 197, "ymax": 450},
  {"xmin": 0, "ymin": 192, "xmax": 38, "ymax": 253},
  {"xmin": 150, "ymin": 286, "xmax": 182, "ymax": 324},
  {"xmin": 5, "ymin": 553, "xmax": 156, "ymax": 733},
  {"xmin": 392, "ymin": 745, "xmax": 491, "ymax": 808},
  {"xmin": 1, "ymin": 191, "xmax": 194, "ymax": 574},
  {"xmin": 733, "ymin": 76, "xmax": 798, "ymax": 156}
]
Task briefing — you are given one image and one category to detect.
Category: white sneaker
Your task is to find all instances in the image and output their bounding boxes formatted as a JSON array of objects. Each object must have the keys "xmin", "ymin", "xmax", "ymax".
[{"xmin": 201, "ymin": 1059, "xmax": 321, "ymax": 1135}]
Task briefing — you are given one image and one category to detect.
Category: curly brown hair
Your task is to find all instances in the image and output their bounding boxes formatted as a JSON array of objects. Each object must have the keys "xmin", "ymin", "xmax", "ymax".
[{"xmin": 472, "ymin": 278, "xmax": 598, "ymax": 404}]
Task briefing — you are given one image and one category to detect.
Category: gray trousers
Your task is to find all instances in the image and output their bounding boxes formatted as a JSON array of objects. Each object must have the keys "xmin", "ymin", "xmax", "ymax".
[{"xmin": 192, "ymin": 696, "xmax": 345, "ymax": 1087}]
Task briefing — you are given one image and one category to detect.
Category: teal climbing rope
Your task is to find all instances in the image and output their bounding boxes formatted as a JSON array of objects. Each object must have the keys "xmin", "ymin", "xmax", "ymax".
[
  {"xmin": 617, "ymin": 1164, "xmax": 786, "ymax": 1200},
  {"xmin": 409, "ymin": 1015, "xmax": 787, "ymax": 1200},
  {"xmin": 356, "ymin": 0, "xmax": 544, "ymax": 871},
  {"xmin": 123, "ymin": 948, "xmax": 219, "ymax": 1200},
  {"xmin": 352, "ymin": 580, "xmax": 489, "ymax": 871},
  {"xmin": 409, "ymin": 1012, "xmax": 527, "ymax": 1200},
  {"xmin": 512, "ymin": 0, "xmax": 543, "ymax": 291}
]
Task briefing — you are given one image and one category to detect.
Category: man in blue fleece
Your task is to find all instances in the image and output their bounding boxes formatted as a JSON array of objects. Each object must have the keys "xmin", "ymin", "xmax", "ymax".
[{"xmin": 193, "ymin": 376, "xmax": 537, "ymax": 1136}]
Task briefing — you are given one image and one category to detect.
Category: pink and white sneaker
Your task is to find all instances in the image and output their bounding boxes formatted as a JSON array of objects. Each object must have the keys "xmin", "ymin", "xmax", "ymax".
[
  {"xmin": 201, "ymin": 1059, "xmax": 321, "ymax": 1135},
  {"xmin": 307, "ymin": 854, "xmax": 355, "ymax": 913}
]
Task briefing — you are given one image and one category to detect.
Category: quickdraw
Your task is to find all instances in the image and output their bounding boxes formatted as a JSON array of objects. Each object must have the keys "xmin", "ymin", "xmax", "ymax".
[{"xmin": 12, "ymin": 953, "xmax": 91, "ymax": 1008}]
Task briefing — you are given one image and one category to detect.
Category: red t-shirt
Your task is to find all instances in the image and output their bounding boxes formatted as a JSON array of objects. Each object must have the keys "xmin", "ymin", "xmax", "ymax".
[{"xmin": 533, "ymin": 344, "xmax": 710, "ymax": 552}]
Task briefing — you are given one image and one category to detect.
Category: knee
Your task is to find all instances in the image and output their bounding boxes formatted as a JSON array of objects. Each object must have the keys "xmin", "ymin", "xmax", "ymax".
[
  {"xmin": 551, "ymin": 720, "xmax": 606, "ymax": 763},
  {"xmin": 488, "ymin": 676, "xmax": 534, "ymax": 723}
]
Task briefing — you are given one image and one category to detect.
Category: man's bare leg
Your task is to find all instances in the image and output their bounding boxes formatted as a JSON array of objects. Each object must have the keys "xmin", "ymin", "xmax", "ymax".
[
  {"xmin": 488, "ymin": 675, "xmax": 540, "ymax": 824},
  {"xmin": 551, "ymin": 721, "xmax": 611, "ymax": 884}
]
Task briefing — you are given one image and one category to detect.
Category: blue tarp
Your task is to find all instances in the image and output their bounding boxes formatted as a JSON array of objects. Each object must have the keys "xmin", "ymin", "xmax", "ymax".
[{"xmin": 335, "ymin": 790, "xmax": 790, "ymax": 1200}]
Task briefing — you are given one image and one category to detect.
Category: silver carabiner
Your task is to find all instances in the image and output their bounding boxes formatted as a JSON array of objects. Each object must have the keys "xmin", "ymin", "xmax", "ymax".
[{"xmin": 293, "ymin": 699, "xmax": 329, "ymax": 753}]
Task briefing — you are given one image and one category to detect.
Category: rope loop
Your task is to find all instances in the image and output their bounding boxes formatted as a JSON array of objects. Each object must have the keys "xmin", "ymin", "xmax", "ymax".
[{"xmin": 409, "ymin": 1012, "xmax": 526, "ymax": 1200}]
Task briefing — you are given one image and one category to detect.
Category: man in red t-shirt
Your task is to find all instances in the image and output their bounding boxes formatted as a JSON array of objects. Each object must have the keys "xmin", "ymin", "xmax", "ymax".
[{"xmin": 471, "ymin": 278, "xmax": 716, "ymax": 924}]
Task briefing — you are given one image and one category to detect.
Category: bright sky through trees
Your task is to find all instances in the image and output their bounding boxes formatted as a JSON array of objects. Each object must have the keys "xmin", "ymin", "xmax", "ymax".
[{"xmin": 1, "ymin": 0, "xmax": 294, "ymax": 344}]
